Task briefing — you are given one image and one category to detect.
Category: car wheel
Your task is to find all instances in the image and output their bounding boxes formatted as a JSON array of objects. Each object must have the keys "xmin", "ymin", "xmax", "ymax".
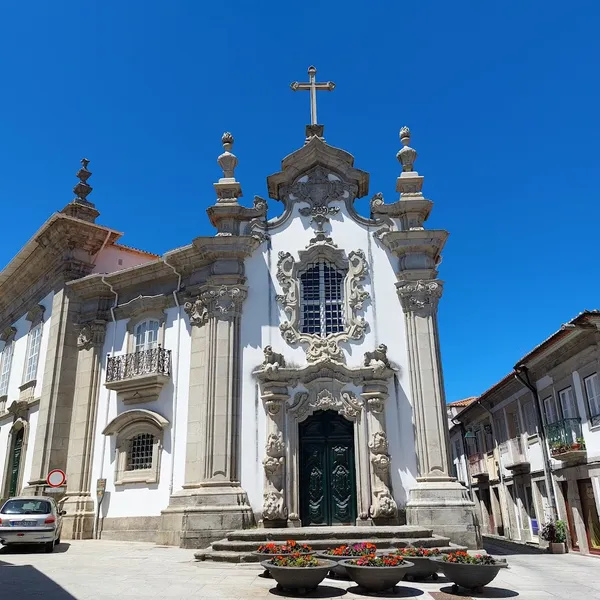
[
  {"xmin": 55, "ymin": 537, "xmax": 60, "ymax": 546},
  {"xmin": 44, "ymin": 541, "xmax": 54, "ymax": 553}
]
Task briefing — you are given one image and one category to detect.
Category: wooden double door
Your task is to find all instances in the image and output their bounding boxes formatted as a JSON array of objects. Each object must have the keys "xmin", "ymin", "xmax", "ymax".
[{"xmin": 299, "ymin": 410, "xmax": 357, "ymax": 526}]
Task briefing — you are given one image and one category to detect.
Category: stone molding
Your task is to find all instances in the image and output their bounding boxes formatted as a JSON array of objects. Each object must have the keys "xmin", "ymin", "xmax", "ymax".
[
  {"xmin": 378, "ymin": 230, "xmax": 448, "ymax": 275},
  {"xmin": 0, "ymin": 326, "xmax": 16, "ymax": 343},
  {"xmin": 396, "ymin": 279, "xmax": 444, "ymax": 314},
  {"xmin": 289, "ymin": 389, "xmax": 363, "ymax": 422},
  {"xmin": 116, "ymin": 295, "xmax": 169, "ymax": 323},
  {"xmin": 275, "ymin": 242, "xmax": 369, "ymax": 363},
  {"xmin": 25, "ymin": 304, "xmax": 45, "ymax": 326}
]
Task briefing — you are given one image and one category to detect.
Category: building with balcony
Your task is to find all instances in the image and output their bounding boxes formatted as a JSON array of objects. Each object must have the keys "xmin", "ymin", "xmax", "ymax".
[
  {"xmin": 0, "ymin": 73, "xmax": 479, "ymax": 549},
  {"xmin": 449, "ymin": 311, "xmax": 600, "ymax": 555}
]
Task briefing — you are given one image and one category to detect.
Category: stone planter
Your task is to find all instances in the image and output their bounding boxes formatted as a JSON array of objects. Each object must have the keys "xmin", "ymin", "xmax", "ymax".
[
  {"xmin": 315, "ymin": 553, "xmax": 349, "ymax": 578},
  {"xmin": 403, "ymin": 556, "xmax": 439, "ymax": 580},
  {"xmin": 340, "ymin": 559, "xmax": 414, "ymax": 592},
  {"xmin": 261, "ymin": 559, "xmax": 335, "ymax": 594},
  {"xmin": 549, "ymin": 542, "xmax": 567, "ymax": 554},
  {"xmin": 433, "ymin": 558, "xmax": 508, "ymax": 591}
]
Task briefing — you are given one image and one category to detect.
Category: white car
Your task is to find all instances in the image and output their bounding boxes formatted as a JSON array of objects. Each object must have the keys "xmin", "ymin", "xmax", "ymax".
[{"xmin": 0, "ymin": 496, "xmax": 64, "ymax": 553}]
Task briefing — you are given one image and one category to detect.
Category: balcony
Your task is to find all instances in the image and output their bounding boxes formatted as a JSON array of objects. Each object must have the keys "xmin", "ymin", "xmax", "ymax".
[
  {"xmin": 503, "ymin": 437, "xmax": 530, "ymax": 473},
  {"xmin": 468, "ymin": 452, "xmax": 487, "ymax": 479},
  {"xmin": 106, "ymin": 346, "xmax": 171, "ymax": 404},
  {"xmin": 546, "ymin": 418, "xmax": 586, "ymax": 462}
]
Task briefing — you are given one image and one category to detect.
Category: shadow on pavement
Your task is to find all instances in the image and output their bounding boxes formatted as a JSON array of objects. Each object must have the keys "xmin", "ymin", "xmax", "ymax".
[
  {"xmin": 438, "ymin": 585, "xmax": 519, "ymax": 598},
  {"xmin": 0, "ymin": 563, "xmax": 76, "ymax": 599},
  {"xmin": 0, "ymin": 542, "xmax": 71, "ymax": 555},
  {"xmin": 347, "ymin": 584, "xmax": 424, "ymax": 597},
  {"xmin": 269, "ymin": 584, "xmax": 347, "ymax": 597},
  {"xmin": 483, "ymin": 540, "xmax": 546, "ymax": 556}
]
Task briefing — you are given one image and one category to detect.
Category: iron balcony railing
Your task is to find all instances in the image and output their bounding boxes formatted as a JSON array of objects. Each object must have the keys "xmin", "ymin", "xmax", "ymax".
[
  {"xmin": 546, "ymin": 418, "xmax": 584, "ymax": 455},
  {"xmin": 106, "ymin": 346, "xmax": 171, "ymax": 383}
]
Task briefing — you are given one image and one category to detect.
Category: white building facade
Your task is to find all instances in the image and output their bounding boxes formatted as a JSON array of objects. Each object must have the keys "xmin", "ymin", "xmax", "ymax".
[
  {"xmin": 0, "ymin": 86, "xmax": 478, "ymax": 548},
  {"xmin": 449, "ymin": 311, "xmax": 600, "ymax": 556}
]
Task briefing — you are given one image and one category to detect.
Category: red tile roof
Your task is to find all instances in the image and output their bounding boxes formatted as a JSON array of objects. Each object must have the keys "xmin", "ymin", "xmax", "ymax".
[{"xmin": 447, "ymin": 397, "xmax": 478, "ymax": 407}]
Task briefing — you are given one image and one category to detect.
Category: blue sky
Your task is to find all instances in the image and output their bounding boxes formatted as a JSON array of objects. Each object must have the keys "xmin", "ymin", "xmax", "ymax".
[{"xmin": 0, "ymin": 2, "xmax": 598, "ymax": 402}]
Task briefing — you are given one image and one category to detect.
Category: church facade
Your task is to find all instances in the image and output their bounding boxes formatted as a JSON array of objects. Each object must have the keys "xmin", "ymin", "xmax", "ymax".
[{"xmin": 0, "ymin": 69, "xmax": 478, "ymax": 548}]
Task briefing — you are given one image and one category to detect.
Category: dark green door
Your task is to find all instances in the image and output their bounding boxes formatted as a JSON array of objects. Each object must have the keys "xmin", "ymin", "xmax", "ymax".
[
  {"xmin": 299, "ymin": 410, "xmax": 357, "ymax": 526},
  {"xmin": 8, "ymin": 428, "xmax": 24, "ymax": 497}
]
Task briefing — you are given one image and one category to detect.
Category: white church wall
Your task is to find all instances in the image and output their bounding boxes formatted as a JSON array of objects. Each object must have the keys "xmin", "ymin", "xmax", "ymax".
[
  {"xmin": 33, "ymin": 291, "xmax": 54, "ymax": 399},
  {"xmin": 240, "ymin": 187, "xmax": 416, "ymax": 514},
  {"xmin": 92, "ymin": 315, "xmax": 175, "ymax": 519}
]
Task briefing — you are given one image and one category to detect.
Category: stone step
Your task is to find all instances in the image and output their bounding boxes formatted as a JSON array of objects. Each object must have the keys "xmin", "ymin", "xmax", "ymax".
[
  {"xmin": 211, "ymin": 535, "xmax": 451, "ymax": 553},
  {"xmin": 225, "ymin": 525, "xmax": 433, "ymax": 542}
]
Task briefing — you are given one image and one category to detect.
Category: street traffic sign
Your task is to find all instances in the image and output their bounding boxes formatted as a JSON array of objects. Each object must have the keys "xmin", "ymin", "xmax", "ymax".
[{"xmin": 46, "ymin": 469, "xmax": 66, "ymax": 488}]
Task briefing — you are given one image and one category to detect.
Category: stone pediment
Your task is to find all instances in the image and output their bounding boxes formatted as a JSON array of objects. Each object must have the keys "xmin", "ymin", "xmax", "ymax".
[{"xmin": 266, "ymin": 135, "xmax": 369, "ymax": 202}]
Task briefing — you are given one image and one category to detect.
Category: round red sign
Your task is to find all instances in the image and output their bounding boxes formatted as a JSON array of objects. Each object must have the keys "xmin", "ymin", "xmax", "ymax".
[{"xmin": 46, "ymin": 469, "xmax": 66, "ymax": 488}]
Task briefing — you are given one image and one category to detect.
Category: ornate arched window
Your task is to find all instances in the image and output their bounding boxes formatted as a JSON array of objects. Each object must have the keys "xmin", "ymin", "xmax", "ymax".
[{"xmin": 300, "ymin": 260, "xmax": 344, "ymax": 337}]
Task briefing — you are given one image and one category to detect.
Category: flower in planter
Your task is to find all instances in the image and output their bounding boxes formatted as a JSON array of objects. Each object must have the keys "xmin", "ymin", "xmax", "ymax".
[
  {"xmin": 541, "ymin": 520, "xmax": 567, "ymax": 544},
  {"xmin": 269, "ymin": 553, "xmax": 320, "ymax": 567},
  {"xmin": 325, "ymin": 543, "xmax": 377, "ymax": 556},
  {"xmin": 442, "ymin": 551, "xmax": 497, "ymax": 565},
  {"xmin": 397, "ymin": 547, "xmax": 441, "ymax": 557},
  {"xmin": 256, "ymin": 540, "xmax": 312, "ymax": 554},
  {"xmin": 350, "ymin": 553, "xmax": 406, "ymax": 567}
]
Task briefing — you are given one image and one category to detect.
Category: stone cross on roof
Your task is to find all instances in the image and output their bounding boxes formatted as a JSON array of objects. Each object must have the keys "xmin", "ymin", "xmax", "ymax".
[{"xmin": 290, "ymin": 66, "xmax": 335, "ymax": 126}]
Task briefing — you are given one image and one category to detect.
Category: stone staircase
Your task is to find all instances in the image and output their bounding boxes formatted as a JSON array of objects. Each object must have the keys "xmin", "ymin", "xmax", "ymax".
[{"xmin": 195, "ymin": 525, "xmax": 464, "ymax": 563}]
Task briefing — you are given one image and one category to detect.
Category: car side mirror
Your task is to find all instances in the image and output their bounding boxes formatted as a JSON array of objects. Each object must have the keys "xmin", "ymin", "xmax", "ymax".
[{"xmin": 60, "ymin": 510, "xmax": 67, "ymax": 516}]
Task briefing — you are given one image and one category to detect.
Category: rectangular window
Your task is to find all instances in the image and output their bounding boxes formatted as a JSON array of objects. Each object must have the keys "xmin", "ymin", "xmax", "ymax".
[
  {"xmin": 584, "ymin": 374, "xmax": 600, "ymax": 424},
  {"xmin": 0, "ymin": 340, "xmax": 15, "ymax": 397},
  {"xmin": 23, "ymin": 323, "xmax": 42, "ymax": 384},
  {"xmin": 494, "ymin": 415, "xmax": 507, "ymax": 444},
  {"xmin": 558, "ymin": 387, "xmax": 578, "ymax": 420},
  {"xmin": 522, "ymin": 399, "xmax": 538, "ymax": 434},
  {"xmin": 543, "ymin": 396, "xmax": 558, "ymax": 425}
]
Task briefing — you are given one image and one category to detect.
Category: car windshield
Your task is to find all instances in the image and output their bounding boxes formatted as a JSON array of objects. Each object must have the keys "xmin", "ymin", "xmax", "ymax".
[{"xmin": 1, "ymin": 500, "xmax": 52, "ymax": 515}]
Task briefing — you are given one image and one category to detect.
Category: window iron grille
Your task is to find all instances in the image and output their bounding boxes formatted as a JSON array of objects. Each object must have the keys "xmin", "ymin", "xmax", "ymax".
[
  {"xmin": 300, "ymin": 261, "xmax": 344, "ymax": 337},
  {"xmin": 126, "ymin": 433, "xmax": 154, "ymax": 470}
]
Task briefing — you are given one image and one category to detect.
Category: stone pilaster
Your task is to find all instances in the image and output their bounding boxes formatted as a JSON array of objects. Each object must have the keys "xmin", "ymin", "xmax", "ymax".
[
  {"xmin": 24, "ymin": 287, "xmax": 80, "ymax": 495},
  {"xmin": 259, "ymin": 380, "xmax": 289, "ymax": 527},
  {"xmin": 158, "ymin": 283, "xmax": 254, "ymax": 548},
  {"xmin": 362, "ymin": 380, "xmax": 398, "ymax": 523},
  {"xmin": 398, "ymin": 279, "xmax": 479, "ymax": 547},
  {"xmin": 61, "ymin": 320, "xmax": 106, "ymax": 539}
]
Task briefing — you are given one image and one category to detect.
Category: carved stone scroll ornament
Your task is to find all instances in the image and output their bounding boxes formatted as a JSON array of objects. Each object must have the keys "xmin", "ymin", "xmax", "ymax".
[
  {"xmin": 275, "ymin": 247, "xmax": 369, "ymax": 363},
  {"xmin": 396, "ymin": 279, "xmax": 443, "ymax": 314},
  {"xmin": 364, "ymin": 344, "xmax": 391, "ymax": 370},
  {"xmin": 370, "ymin": 489, "xmax": 398, "ymax": 519},
  {"xmin": 290, "ymin": 390, "xmax": 363, "ymax": 422},
  {"xmin": 368, "ymin": 430, "xmax": 397, "ymax": 519},
  {"xmin": 77, "ymin": 322, "xmax": 106, "ymax": 351},
  {"xmin": 369, "ymin": 431, "xmax": 389, "ymax": 455},
  {"xmin": 262, "ymin": 491, "xmax": 287, "ymax": 521},
  {"xmin": 288, "ymin": 167, "xmax": 348, "ymax": 211},
  {"xmin": 184, "ymin": 285, "xmax": 247, "ymax": 326}
]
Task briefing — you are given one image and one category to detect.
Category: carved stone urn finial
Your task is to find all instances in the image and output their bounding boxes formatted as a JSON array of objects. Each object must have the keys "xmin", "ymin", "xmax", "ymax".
[
  {"xmin": 73, "ymin": 157, "xmax": 93, "ymax": 203},
  {"xmin": 218, "ymin": 132, "xmax": 237, "ymax": 179},
  {"xmin": 397, "ymin": 126, "xmax": 417, "ymax": 172}
]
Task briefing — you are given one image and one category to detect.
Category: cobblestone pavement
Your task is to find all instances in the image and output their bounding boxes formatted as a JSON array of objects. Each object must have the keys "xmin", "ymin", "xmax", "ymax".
[{"xmin": 0, "ymin": 539, "xmax": 599, "ymax": 600}]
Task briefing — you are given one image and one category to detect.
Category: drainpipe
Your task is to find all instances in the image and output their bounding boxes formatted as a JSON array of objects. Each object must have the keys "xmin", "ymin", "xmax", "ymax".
[
  {"xmin": 514, "ymin": 365, "xmax": 559, "ymax": 521},
  {"xmin": 96, "ymin": 275, "xmax": 118, "ymax": 539},
  {"xmin": 162, "ymin": 256, "xmax": 183, "ymax": 496},
  {"xmin": 451, "ymin": 417, "xmax": 474, "ymax": 502}
]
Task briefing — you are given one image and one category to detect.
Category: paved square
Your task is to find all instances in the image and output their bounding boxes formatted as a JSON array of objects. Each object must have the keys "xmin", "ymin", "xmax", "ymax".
[{"xmin": 0, "ymin": 540, "xmax": 599, "ymax": 600}]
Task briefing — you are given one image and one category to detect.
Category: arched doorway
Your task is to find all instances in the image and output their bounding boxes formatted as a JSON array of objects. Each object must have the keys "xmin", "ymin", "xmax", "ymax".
[
  {"xmin": 8, "ymin": 427, "xmax": 24, "ymax": 497},
  {"xmin": 299, "ymin": 410, "xmax": 357, "ymax": 526}
]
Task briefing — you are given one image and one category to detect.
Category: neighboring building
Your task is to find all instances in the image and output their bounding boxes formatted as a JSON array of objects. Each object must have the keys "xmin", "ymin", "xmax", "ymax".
[
  {"xmin": 0, "ymin": 69, "xmax": 478, "ymax": 548},
  {"xmin": 449, "ymin": 311, "xmax": 600, "ymax": 555}
]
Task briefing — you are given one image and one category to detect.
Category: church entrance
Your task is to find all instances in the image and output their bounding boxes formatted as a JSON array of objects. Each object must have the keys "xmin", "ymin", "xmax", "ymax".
[{"xmin": 299, "ymin": 410, "xmax": 357, "ymax": 526}]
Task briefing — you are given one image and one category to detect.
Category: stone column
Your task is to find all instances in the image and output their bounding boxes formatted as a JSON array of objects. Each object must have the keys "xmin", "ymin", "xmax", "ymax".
[
  {"xmin": 61, "ymin": 320, "xmax": 106, "ymax": 539},
  {"xmin": 158, "ymin": 283, "xmax": 253, "ymax": 548},
  {"xmin": 259, "ymin": 380, "xmax": 289, "ymax": 527},
  {"xmin": 362, "ymin": 380, "xmax": 398, "ymax": 523},
  {"xmin": 25, "ymin": 287, "xmax": 80, "ymax": 494},
  {"xmin": 399, "ymin": 279, "xmax": 479, "ymax": 547}
]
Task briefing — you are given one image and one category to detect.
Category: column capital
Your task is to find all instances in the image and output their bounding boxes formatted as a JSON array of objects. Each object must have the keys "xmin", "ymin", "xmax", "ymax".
[
  {"xmin": 396, "ymin": 279, "xmax": 443, "ymax": 314},
  {"xmin": 184, "ymin": 284, "xmax": 248, "ymax": 326},
  {"xmin": 76, "ymin": 320, "xmax": 107, "ymax": 350}
]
